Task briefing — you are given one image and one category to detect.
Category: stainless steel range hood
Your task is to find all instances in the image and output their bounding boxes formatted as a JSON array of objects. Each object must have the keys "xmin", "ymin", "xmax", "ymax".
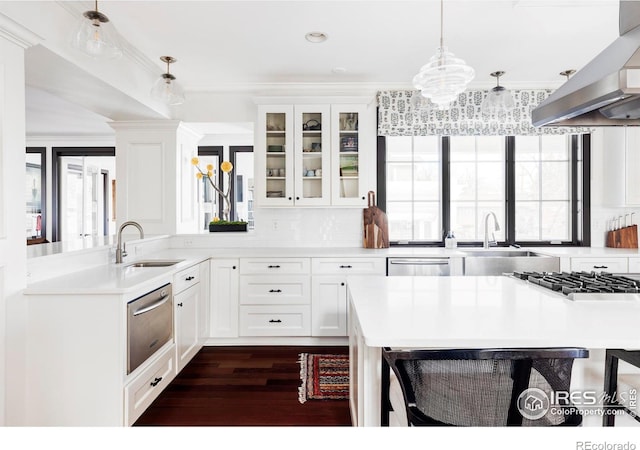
[{"xmin": 532, "ymin": 1, "xmax": 640, "ymax": 127}]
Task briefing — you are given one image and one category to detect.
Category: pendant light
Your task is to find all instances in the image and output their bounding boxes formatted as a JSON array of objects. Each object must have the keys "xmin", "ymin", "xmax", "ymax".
[
  {"xmin": 480, "ymin": 71, "xmax": 515, "ymax": 117},
  {"xmin": 412, "ymin": 0, "xmax": 474, "ymax": 110},
  {"xmin": 150, "ymin": 56, "xmax": 185, "ymax": 106},
  {"xmin": 560, "ymin": 69, "xmax": 576, "ymax": 81},
  {"xmin": 71, "ymin": 0, "xmax": 122, "ymax": 59}
]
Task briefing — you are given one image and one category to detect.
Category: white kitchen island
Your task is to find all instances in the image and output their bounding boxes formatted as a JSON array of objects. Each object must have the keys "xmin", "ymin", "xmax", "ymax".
[{"xmin": 347, "ymin": 275, "xmax": 640, "ymax": 427}]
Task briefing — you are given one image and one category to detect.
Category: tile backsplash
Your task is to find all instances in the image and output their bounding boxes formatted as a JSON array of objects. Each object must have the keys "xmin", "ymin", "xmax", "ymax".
[{"xmin": 175, "ymin": 207, "xmax": 364, "ymax": 248}]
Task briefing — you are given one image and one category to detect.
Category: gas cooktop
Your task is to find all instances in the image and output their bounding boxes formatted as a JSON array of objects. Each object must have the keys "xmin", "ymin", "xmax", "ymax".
[{"xmin": 511, "ymin": 271, "xmax": 640, "ymax": 301}]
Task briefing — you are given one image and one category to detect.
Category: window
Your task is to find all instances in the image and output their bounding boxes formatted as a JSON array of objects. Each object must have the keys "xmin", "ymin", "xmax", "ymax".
[
  {"xmin": 380, "ymin": 134, "xmax": 589, "ymax": 246},
  {"xmin": 197, "ymin": 146, "xmax": 254, "ymax": 231}
]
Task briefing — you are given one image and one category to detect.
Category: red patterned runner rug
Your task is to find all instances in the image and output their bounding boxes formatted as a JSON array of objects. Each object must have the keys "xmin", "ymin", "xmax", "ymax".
[{"xmin": 298, "ymin": 353, "xmax": 349, "ymax": 403}]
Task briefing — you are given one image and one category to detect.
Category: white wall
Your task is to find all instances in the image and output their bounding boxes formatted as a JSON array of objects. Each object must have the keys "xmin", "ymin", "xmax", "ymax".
[
  {"xmin": 0, "ymin": 13, "xmax": 41, "ymax": 426},
  {"xmin": 589, "ymin": 128, "xmax": 640, "ymax": 247}
]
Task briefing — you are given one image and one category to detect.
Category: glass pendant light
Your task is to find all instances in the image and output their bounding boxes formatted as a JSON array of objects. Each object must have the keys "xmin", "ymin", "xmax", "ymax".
[
  {"xmin": 71, "ymin": 0, "xmax": 122, "ymax": 59},
  {"xmin": 480, "ymin": 71, "xmax": 515, "ymax": 117},
  {"xmin": 150, "ymin": 56, "xmax": 185, "ymax": 106},
  {"xmin": 412, "ymin": 0, "xmax": 474, "ymax": 110}
]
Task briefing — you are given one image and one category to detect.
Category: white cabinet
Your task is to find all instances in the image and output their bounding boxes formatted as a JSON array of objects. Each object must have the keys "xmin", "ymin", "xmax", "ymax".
[
  {"xmin": 311, "ymin": 257, "xmax": 385, "ymax": 336},
  {"xmin": 173, "ymin": 264, "xmax": 205, "ymax": 373},
  {"xmin": 570, "ymin": 257, "xmax": 628, "ymax": 273},
  {"xmin": 24, "ymin": 285, "xmax": 177, "ymax": 426},
  {"xmin": 239, "ymin": 257, "xmax": 311, "ymax": 336},
  {"xmin": 256, "ymin": 99, "xmax": 375, "ymax": 207},
  {"xmin": 601, "ymin": 127, "xmax": 640, "ymax": 206},
  {"xmin": 209, "ymin": 258, "xmax": 239, "ymax": 338},
  {"xmin": 629, "ymin": 257, "xmax": 640, "ymax": 273},
  {"xmin": 330, "ymin": 104, "xmax": 373, "ymax": 206}
]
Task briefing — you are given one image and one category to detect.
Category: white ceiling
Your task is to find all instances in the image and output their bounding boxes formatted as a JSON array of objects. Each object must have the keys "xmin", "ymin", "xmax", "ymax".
[{"xmin": 5, "ymin": 0, "xmax": 626, "ymax": 137}]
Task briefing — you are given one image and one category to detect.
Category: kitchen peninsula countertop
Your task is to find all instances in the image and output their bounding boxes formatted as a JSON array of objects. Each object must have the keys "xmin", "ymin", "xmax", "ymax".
[
  {"xmin": 347, "ymin": 275, "xmax": 640, "ymax": 349},
  {"xmin": 24, "ymin": 249, "xmax": 212, "ymax": 295}
]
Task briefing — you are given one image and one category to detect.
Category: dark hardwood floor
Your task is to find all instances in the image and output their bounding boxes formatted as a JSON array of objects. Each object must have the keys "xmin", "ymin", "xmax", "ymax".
[{"xmin": 134, "ymin": 345, "xmax": 352, "ymax": 426}]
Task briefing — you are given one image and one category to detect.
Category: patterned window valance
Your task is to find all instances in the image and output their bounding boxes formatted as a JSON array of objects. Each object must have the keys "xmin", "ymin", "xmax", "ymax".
[{"xmin": 377, "ymin": 90, "xmax": 592, "ymax": 136}]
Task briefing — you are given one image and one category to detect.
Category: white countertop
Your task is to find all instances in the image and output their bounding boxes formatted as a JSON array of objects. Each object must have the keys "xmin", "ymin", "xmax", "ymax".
[
  {"xmin": 347, "ymin": 275, "xmax": 640, "ymax": 348},
  {"xmin": 23, "ymin": 249, "xmax": 211, "ymax": 295}
]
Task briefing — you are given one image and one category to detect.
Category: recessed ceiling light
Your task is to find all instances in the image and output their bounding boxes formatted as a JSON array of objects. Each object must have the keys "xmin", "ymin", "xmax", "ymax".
[{"xmin": 305, "ymin": 32, "xmax": 328, "ymax": 43}]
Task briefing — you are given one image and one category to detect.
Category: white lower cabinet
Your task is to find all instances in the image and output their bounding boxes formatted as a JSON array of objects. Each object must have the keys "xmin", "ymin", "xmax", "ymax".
[
  {"xmin": 570, "ymin": 257, "xmax": 628, "ymax": 273},
  {"xmin": 174, "ymin": 264, "xmax": 205, "ymax": 373},
  {"xmin": 223, "ymin": 256, "xmax": 384, "ymax": 338},
  {"xmin": 311, "ymin": 257, "xmax": 385, "ymax": 337},
  {"xmin": 628, "ymin": 258, "xmax": 640, "ymax": 273},
  {"xmin": 124, "ymin": 344, "xmax": 175, "ymax": 426},
  {"xmin": 240, "ymin": 305, "xmax": 311, "ymax": 336},
  {"xmin": 175, "ymin": 283, "xmax": 201, "ymax": 372},
  {"xmin": 209, "ymin": 258, "xmax": 239, "ymax": 337},
  {"xmin": 312, "ymin": 276, "xmax": 348, "ymax": 336}
]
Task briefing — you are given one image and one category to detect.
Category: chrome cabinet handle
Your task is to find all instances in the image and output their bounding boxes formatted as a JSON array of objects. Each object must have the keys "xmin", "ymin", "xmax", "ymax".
[
  {"xmin": 269, "ymin": 319, "xmax": 282, "ymax": 323},
  {"xmin": 268, "ymin": 265, "xmax": 281, "ymax": 269},
  {"xmin": 177, "ymin": 302, "xmax": 183, "ymax": 307},
  {"xmin": 269, "ymin": 289, "xmax": 282, "ymax": 293},
  {"xmin": 339, "ymin": 265, "xmax": 353, "ymax": 269},
  {"xmin": 593, "ymin": 265, "xmax": 608, "ymax": 269},
  {"xmin": 150, "ymin": 377, "xmax": 163, "ymax": 387},
  {"xmin": 185, "ymin": 276, "xmax": 195, "ymax": 281},
  {"xmin": 132, "ymin": 295, "xmax": 170, "ymax": 316}
]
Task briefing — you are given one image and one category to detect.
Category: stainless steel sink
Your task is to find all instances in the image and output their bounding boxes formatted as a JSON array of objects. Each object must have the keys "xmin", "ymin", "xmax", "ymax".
[
  {"xmin": 461, "ymin": 250, "xmax": 559, "ymax": 276},
  {"xmin": 126, "ymin": 260, "xmax": 183, "ymax": 268},
  {"xmin": 460, "ymin": 250, "xmax": 541, "ymax": 258}
]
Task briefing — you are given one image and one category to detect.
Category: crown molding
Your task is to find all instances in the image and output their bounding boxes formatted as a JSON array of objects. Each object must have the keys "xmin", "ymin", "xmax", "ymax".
[{"xmin": 0, "ymin": 12, "xmax": 41, "ymax": 49}]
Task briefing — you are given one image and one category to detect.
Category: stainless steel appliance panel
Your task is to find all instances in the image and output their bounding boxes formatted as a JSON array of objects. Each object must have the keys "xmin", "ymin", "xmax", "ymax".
[
  {"xmin": 127, "ymin": 283, "xmax": 173, "ymax": 374},
  {"xmin": 387, "ymin": 258, "xmax": 451, "ymax": 276}
]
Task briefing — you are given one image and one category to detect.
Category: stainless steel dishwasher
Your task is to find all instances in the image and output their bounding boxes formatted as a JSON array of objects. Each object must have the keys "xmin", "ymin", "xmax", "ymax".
[
  {"xmin": 387, "ymin": 257, "xmax": 451, "ymax": 276},
  {"xmin": 127, "ymin": 283, "xmax": 173, "ymax": 374}
]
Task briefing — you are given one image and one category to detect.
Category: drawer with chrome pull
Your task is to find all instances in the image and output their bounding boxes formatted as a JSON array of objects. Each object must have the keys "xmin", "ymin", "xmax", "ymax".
[
  {"xmin": 239, "ymin": 305, "xmax": 311, "ymax": 336},
  {"xmin": 239, "ymin": 258, "xmax": 310, "ymax": 275},
  {"xmin": 173, "ymin": 265, "xmax": 200, "ymax": 293},
  {"xmin": 569, "ymin": 257, "xmax": 628, "ymax": 273},
  {"xmin": 311, "ymin": 257, "xmax": 385, "ymax": 275},
  {"xmin": 124, "ymin": 345, "xmax": 176, "ymax": 426},
  {"xmin": 239, "ymin": 275, "xmax": 310, "ymax": 305}
]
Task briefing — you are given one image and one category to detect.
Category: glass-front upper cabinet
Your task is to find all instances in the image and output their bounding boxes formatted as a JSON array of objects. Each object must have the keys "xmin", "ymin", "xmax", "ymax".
[
  {"xmin": 294, "ymin": 105, "xmax": 330, "ymax": 206},
  {"xmin": 257, "ymin": 105, "xmax": 295, "ymax": 206},
  {"xmin": 331, "ymin": 105, "xmax": 369, "ymax": 206}
]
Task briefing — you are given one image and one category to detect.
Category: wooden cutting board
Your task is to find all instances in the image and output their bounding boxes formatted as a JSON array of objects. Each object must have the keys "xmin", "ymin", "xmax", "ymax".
[
  {"xmin": 606, "ymin": 225, "xmax": 638, "ymax": 248},
  {"xmin": 363, "ymin": 191, "xmax": 389, "ymax": 249}
]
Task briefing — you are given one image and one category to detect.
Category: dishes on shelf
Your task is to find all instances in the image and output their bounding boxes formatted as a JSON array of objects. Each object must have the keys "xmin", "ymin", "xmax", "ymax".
[
  {"xmin": 267, "ymin": 145, "xmax": 284, "ymax": 152},
  {"xmin": 266, "ymin": 191, "xmax": 284, "ymax": 198}
]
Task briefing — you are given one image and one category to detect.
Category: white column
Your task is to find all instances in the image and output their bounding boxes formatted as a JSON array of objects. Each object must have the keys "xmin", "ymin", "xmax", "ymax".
[
  {"xmin": 110, "ymin": 121, "xmax": 202, "ymax": 236},
  {"xmin": 0, "ymin": 13, "xmax": 40, "ymax": 426}
]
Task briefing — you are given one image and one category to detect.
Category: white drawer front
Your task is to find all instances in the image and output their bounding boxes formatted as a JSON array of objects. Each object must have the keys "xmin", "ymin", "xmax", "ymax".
[
  {"xmin": 173, "ymin": 264, "xmax": 200, "ymax": 293},
  {"xmin": 311, "ymin": 258, "xmax": 385, "ymax": 275},
  {"xmin": 124, "ymin": 345, "xmax": 176, "ymax": 426},
  {"xmin": 570, "ymin": 257, "xmax": 628, "ymax": 273},
  {"xmin": 629, "ymin": 258, "xmax": 640, "ymax": 273},
  {"xmin": 239, "ymin": 305, "xmax": 311, "ymax": 336},
  {"xmin": 240, "ymin": 258, "xmax": 310, "ymax": 275},
  {"xmin": 240, "ymin": 275, "xmax": 310, "ymax": 305}
]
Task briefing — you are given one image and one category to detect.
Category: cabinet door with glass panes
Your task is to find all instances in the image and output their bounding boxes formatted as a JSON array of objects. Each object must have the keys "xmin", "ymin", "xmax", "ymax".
[
  {"xmin": 256, "ymin": 105, "xmax": 295, "ymax": 206},
  {"xmin": 294, "ymin": 105, "xmax": 331, "ymax": 206},
  {"xmin": 330, "ymin": 105, "xmax": 370, "ymax": 206}
]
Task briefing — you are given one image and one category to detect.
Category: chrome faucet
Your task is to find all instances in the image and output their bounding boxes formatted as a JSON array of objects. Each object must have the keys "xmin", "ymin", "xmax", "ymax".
[
  {"xmin": 116, "ymin": 221, "xmax": 144, "ymax": 263},
  {"xmin": 483, "ymin": 212, "xmax": 500, "ymax": 249}
]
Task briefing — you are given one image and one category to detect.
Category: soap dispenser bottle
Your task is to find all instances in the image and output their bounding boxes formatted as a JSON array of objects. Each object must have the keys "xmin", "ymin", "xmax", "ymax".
[{"xmin": 445, "ymin": 231, "xmax": 457, "ymax": 249}]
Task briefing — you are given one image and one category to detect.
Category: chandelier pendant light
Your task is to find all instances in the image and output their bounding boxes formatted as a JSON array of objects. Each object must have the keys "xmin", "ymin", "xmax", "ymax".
[
  {"xmin": 150, "ymin": 56, "xmax": 186, "ymax": 106},
  {"xmin": 71, "ymin": 0, "xmax": 122, "ymax": 59},
  {"xmin": 412, "ymin": 0, "xmax": 474, "ymax": 110},
  {"xmin": 480, "ymin": 70, "xmax": 515, "ymax": 117}
]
